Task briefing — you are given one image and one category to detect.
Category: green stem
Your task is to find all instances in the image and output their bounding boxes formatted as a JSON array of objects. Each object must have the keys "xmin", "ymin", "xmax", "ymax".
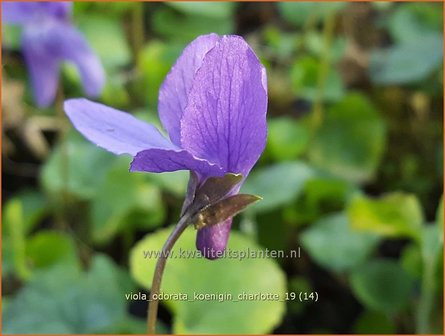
[
  {"xmin": 8, "ymin": 200, "xmax": 31, "ymax": 281},
  {"xmin": 312, "ymin": 13, "xmax": 336, "ymax": 130},
  {"xmin": 55, "ymin": 86, "xmax": 69, "ymax": 230},
  {"xmin": 147, "ymin": 213, "xmax": 190, "ymax": 334},
  {"xmin": 131, "ymin": 3, "xmax": 144, "ymax": 59},
  {"xmin": 416, "ymin": 262, "xmax": 436, "ymax": 333}
]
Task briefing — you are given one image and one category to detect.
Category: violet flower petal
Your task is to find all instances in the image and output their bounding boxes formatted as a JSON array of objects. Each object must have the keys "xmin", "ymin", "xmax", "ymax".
[
  {"xmin": 2, "ymin": 2, "xmax": 41, "ymax": 24},
  {"xmin": 22, "ymin": 28, "xmax": 59, "ymax": 107},
  {"xmin": 3, "ymin": 3, "xmax": 102, "ymax": 107},
  {"xmin": 181, "ymin": 35, "xmax": 268, "ymax": 177},
  {"xmin": 65, "ymin": 98, "xmax": 176, "ymax": 156},
  {"xmin": 196, "ymin": 219, "xmax": 232, "ymax": 260},
  {"xmin": 130, "ymin": 148, "xmax": 224, "ymax": 177},
  {"xmin": 40, "ymin": 2, "xmax": 72, "ymax": 21},
  {"xmin": 48, "ymin": 23, "xmax": 105, "ymax": 97},
  {"xmin": 1, "ymin": 2, "xmax": 72, "ymax": 25},
  {"xmin": 158, "ymin": 33, "xmax": 220, "ymax": 146}
]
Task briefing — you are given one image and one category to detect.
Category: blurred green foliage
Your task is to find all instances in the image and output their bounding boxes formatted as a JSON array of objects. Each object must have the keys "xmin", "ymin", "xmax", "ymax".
[
  {"xmin": 2, "ymin": 2, "xmax": 443, "ymax": 334},
  {"xmin": 308, "ymin": 93, "xmax": 386, "ymax": 183},
  {"xmin": 131, "ymin": 228, "xmax": 286, "ymax": 334},
  {"xmin": 300, "ymin": 213, "xmax": 380, "ymax": 272}
]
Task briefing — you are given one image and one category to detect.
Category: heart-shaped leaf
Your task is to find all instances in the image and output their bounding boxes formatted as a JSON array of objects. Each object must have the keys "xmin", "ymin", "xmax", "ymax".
[{"xmin": 130, "ymin": 228, "xmax": 286, "ymax": 334}]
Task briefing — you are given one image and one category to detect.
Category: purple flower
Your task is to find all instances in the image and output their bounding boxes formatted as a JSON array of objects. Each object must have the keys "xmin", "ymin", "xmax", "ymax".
[
  {"xmin": 2, "ymin": 2, "xmax": 105, "ymax": 107},
  {"xmin": 64, "ymin": 34, "xmax": 267, "ymax": 259}
]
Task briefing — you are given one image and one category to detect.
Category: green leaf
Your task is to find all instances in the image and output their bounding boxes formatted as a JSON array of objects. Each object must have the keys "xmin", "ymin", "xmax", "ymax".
[
  {"xmin": 3, "ymin": 255, "xmax": 135, "ymax": 333},
  {"xmin": 291, "ymin": 56, "xmax": 345, "ymax": 102},
  {"xmin": 91, "ymin": 157, "xmax": 165, "ymax": 244},
  {"xmin": 421, "ymin": 225, "xmax": 443, "ymax": 271},
  {"xmin": 369, "ymin": 33, "xmax": 443, "ymax": 85},
  {"xmin": 401, "ymin": 243, "xmax": 423, "ymax": 279},
  {"xmin": 347, "ymin": 192, "xmax": 424, "ymax": 240},
  {"xmin": 256, "ymin": 210, "xmax": 288, "ymax": 252},
  {"xmin": 263, "ymin": 26, "xmax": 300, "ymax": 60},
  {"xmin": 74, "ymin": 2, "xmax": 136, "ymax": 17},
  {"xmin": 147, "ymin": 171, "xmax": 189, "ymax": 196},
  {"xmin": 130, "ymin": 229, "xmax": 286, "ymax": 334},
  {"xmin": 300, "ymin": 213, "xmax": 379, "ymax": 272},
  {"xmin": 2, "ymin": 190, "xmax": 47, "ymax": 236},
  {"xmin": 288, "ymin": 276, "xmax": 312, "ymax": 315},
  {"xmin": 388, "ymin": 3, "xmax": 443, "ymax": 43},
  {"xmin": 278, "ymin": 2, "xmax": 345, "ymax": 27},
  {"xmin": 166, "ymin": 2, "xmax": 235, "ymax": 19},
  {"xmin": 99, "ymin": 316, "xmax": 160, "ymax": 334},
  {"xmin": 26, "ymin": 230, "xmax": 80, "ymax": 270},
  {"xmin": 417, "ymin": 222, "xmax": 443, "ymax": 333},
  {"xmin": 285, "ymin": 177, "xmax": 357, "ymax": 224},
  {"xmin": 101, "ymin": 79, "xmax": 130, "ymax": 109},
  {"xmin": 241, "ymin": 162, "xmax": 315, "ymax": 213},
  {"xmin": 389, "ymin": 5, "xmax": 435, "ymax": 43},
  {"xmin": 435, "ymin": 195, "xmax": 443, "ymax": 229},
  {"xmin": 267, "ymin": 117, "xmax": 310, "ymax": 160},
  {"xmin": 3, "ymin": 199, "xmax": 30, "ymax": 280},
  {"xmin": 77, "ymin": 15, "xmax": 131, "ymax": 70},
  {"xmin": 137, "ymin": 40, "xmax": 182, "ymax": 107},
  {"xmin": 304, "ymin": 177, "xmax": 355, "ymax": 210},
  {"xmin": 304, "ymin": 33, "xmax": 346, "ymax": 62},
  {"xmin": 350, "ymin": 259, "xmax": 415, "ymax": 314},
  {"xmin": 41, "ymin": 133, "xmax": 116, "ymax": 200},
  {"xmin": 152, "ymin": 7, "xmax": 233, "ymax": 43},
  {"xmin": 2, "ymin": 24, "xmax": 21, "ymax": 50},
  {"xmin": 2, "ymin": 238, "xmax": 14, "ymax": 276},
  {"xmin": 354, "ymin": 310, "xmax": 396, "ymax": 334},
  {"xmin": 308, "ymin": 93, "xmax": 386, "ymax": 183}
]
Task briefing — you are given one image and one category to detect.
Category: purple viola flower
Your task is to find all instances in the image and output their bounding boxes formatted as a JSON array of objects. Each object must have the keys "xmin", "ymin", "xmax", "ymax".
[
  {"xmin": 64, "ymin": 33, "xmax": 267, "ymax": 259},
  {"xmin": 2, "ymin": 2, "xmax": 105, "ymax": 107}
]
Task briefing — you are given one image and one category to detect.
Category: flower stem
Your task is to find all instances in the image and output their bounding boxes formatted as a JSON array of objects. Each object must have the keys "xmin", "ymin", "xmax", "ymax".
[
  {"xmin": 55, "ymin": 85, "xmax": 69, "ymax": 230},
  {"xmin": 147, "ymin": 213, "xmax": 190, "ymax": 334},
  {"xmin": 131, "ymin": 2, "xmax": 144, "ymax": 59},
  {"xmin": 312, "ymin": 12, "xmax": 336, "ymax": 130},
  {"xmin": 416, "ymin": 261, "xmax": 436, "ymax": 333}
]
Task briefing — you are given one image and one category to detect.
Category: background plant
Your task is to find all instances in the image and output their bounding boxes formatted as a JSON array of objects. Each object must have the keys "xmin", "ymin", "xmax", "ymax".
[{"xmin": 2, "ymin": 2, "xmax": 443, "ymax": 334}]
